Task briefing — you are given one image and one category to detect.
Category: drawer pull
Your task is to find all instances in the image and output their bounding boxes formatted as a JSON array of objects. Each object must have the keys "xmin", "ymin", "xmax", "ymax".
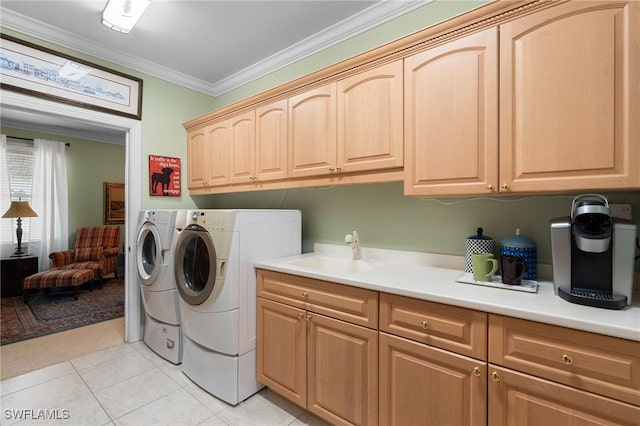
[
  {"xmin": 561, "ymin": 354, "xmax": 573, "ymax": 365},
  {"xmin": 302, "ymin": 292, "xmax": 309, "ymax": 298},
  {"xmin": 472, "ymin": 367, "xmax": 481, "ymax": 377},
  {"xmin": 491, "ymin": 371, "xmax": 501, "ymax": 382},
  {"xmin": 420, "ymin": 320, "xmax": 429, "ymax": 330}
]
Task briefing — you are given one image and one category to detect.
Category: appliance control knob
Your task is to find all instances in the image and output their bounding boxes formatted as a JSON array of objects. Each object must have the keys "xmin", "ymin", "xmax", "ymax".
[{"xmin": 191, "ymin": 211, "xmax": 199, "ymax": 221}]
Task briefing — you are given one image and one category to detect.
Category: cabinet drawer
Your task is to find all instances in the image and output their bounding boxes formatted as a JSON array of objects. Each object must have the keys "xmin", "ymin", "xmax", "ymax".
[
  {"xmin": 380, "ymin": 293, "xmax": 487, "ymax": 360},
  {"xmin": 257, "ymin": 269, "xmax": 378, "ymax": 328},
  {"xmin": 489, "ymin": 314, "xmax": 640, "ymax": 406}
]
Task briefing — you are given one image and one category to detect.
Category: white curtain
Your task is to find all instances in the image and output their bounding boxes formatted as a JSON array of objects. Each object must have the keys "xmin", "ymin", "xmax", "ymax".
[
  {"xmin": 0, "ymin": 134, "xmax": 13, "ymax": 258},
  {"xmin": 32, "ymin": 139, "xmax": 69, "ymax": 271}
]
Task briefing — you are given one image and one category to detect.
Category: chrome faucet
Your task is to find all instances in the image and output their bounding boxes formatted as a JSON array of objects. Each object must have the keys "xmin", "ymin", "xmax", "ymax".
[{"xmin": 345, "ymin": 230, "xmax": 361, "ymax": 260}]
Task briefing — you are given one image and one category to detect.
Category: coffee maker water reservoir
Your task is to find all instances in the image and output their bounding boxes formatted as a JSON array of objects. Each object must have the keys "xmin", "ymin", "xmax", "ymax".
[{"xmin": 550, "ymin": 194, "xmax": 636, "ymax": 309}]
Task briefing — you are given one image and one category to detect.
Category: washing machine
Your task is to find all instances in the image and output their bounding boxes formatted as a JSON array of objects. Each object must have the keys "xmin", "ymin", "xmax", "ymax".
[
  {"xmin": 174, "ymin": 209, "xmax": 301, "ymax": 405},
  {"xmin": 137, "ymin": 209, "xmax": 187, "ymax": 364}
]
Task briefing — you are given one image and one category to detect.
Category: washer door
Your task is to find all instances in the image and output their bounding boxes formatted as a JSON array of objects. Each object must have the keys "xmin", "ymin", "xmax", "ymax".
[
  {"xmin": 174, "ymin": 224, "xmax": 219, "ymax": 305},
  {"xmin": 137, "ymin": 222, "xmax": 161, "ymax": 286}
]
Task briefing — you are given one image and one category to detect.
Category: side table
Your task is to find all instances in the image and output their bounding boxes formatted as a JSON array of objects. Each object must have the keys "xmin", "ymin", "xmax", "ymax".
[{"xmin": 1, "ymin": 255, "xmax": 38, "ymax": 298}]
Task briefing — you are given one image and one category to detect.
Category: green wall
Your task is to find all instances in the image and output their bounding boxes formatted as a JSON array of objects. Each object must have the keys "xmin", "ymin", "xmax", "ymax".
[{"xmin": 1, "ymin": 126, "xmax": 126, "ymax": 248}]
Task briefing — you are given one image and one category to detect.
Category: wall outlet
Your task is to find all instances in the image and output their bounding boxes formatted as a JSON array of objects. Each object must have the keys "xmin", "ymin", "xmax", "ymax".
[{"xmin": 610, "ymin": 203, "xmax": 632, "ymax": 220}]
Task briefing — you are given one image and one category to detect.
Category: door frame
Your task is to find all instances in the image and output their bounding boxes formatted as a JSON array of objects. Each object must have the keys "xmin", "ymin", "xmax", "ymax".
[{"xmin": 1, "ymin": 89, "xmax": 143, "ymax": 342}]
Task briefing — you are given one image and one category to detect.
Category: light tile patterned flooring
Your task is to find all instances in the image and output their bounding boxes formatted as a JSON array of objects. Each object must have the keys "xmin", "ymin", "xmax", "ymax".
[{"xmin": 0, "ymin": 341, "xmax": 329, "ymax": 426}]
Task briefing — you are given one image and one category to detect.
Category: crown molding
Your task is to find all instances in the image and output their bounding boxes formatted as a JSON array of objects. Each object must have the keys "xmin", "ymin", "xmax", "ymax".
[{"xmin": 1, "ymin": 1, "xmax": 430, "ymax": 97}]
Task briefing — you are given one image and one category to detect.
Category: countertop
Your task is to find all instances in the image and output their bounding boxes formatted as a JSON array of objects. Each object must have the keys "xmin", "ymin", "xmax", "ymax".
[{"xmin": 254, "ymin": 244, "xmax": 640, "ymax": 342}]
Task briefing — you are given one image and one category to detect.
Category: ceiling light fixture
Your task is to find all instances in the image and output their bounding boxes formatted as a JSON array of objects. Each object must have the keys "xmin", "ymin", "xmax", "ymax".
[{"xmin": 101, "ymin": 0, "xmax": 151, "ymax": 34}]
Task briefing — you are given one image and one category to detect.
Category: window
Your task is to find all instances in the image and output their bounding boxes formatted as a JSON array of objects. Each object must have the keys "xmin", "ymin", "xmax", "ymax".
[{"xmin": 1, "ymin": 138, "xmax": 40, "ymax": 245}]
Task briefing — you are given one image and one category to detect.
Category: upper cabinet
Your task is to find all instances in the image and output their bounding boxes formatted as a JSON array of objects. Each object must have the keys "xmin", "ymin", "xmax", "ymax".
[
  {"xmin": 288, "ymin": 83, "xmax": 338, "ymax": 179},
  {"xmin": 499, "ymin": 0, "xmax": 639, "ymax": 193},
  {"xmin": 229, "ymin": 110, "xmax": 256, "ymax": 184},
  {"xmin": 404, "ymin": 28, "xmax": 498, "ymax": 196},
  {"xmin": 337, "ymin": 60, "xmax": 404, "ymax": 174},
  {"xmin": 405, "ymin": 0, "xmax": 639, "ymax": 196},
  {"xmin": 255, "ymin": 99, "xmax": 288, "ymax": 182},
  {"xmin": 187, "ymin": 121, "xmax": 230, "ymax": 189}
]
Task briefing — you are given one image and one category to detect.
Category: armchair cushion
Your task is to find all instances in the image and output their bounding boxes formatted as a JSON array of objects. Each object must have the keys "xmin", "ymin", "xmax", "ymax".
[{"xmin": 75, "ymin": 247, "xmax": 103, "ymax": 262}]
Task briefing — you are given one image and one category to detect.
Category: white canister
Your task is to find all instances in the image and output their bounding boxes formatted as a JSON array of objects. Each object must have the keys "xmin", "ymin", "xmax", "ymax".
[{"xmin": 465, "ymin": 227, "xmax": 495, "ymax": 273}]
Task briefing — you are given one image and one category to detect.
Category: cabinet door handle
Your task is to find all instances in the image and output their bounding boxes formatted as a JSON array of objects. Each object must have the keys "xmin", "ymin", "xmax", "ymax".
[
  {"xmin": 302, "ymin": 292, "xmax": 309, "ymax": 298},
  {"xmin": 420, "ymin": 320, "xmax": 429, "ymax": 330},
  {"xmin": 561, "ymin": 354, "xmax": 573, "ymax": 365},
  {"xmin": 472, "ymin": 367, "xmax": 481, "ymax": 377},
  {"xmin": 297, "ymin": 313, "xmax": 305, "ymax": 320},
  {"xmin": 329, "ymin": 167, "xmax": 335, "ymax": 173},
  {"xmin": 491, "ymin": 371, "xmax": 501, "ymax": 382},
  {"xmin": 336, "ymin": 167, "xmax": 342, "ymax": 172},
  {"xmin": 501, "ymin": 183, "xmax": 510, "ymax": 191},
  {"xmin": 486, "ymin": 184, "xmax": 494, "ymax": 192},
  {"xmin": 306, "ymin": 313, "xmax": 312, "ymax": 322}
]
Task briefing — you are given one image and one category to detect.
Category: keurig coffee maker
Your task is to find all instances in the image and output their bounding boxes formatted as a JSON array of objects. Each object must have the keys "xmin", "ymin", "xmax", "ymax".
[{"xmin": 550, "ymin": 194, "xmax": 636, "ymax": 309}]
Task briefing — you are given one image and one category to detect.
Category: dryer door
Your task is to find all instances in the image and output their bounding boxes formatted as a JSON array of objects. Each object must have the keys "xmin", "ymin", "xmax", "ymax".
[
  {"xmin": 174, "ymin": 224, "xmax": 219, "ymax": 305},
  {"xmin": 137, "ymin": 222, "xmax": 162, "ymax": 286}
]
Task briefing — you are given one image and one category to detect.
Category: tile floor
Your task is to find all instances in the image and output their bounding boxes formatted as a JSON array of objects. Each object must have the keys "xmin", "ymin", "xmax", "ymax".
[{"xmin": 0, "ymin": 341, "xmax": 329, "ymax": 426}]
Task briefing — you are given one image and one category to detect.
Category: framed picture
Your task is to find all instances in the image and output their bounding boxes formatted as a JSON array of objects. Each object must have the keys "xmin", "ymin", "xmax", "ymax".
[
  {"xmin": 104, "ymin": 182, "xmax": 125, "ymax": 224},
  {"xmin": 149, "ymin": 155, "xmax": 181, "ymax": 196},
  {"xmin": 0, "ymin": 34, "xmax": 142, "ymax": 120}
]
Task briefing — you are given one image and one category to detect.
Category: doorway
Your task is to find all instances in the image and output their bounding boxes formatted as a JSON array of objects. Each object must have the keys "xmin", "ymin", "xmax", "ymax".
[{"xmin": 1, "ymin": 89, "xmax": 143, "ymax": 343}]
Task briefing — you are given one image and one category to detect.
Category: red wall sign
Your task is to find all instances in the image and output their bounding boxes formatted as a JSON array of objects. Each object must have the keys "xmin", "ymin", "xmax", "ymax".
[{"xmin": 149, "ymin": 155, "xmax": 181, "ymax": 196}]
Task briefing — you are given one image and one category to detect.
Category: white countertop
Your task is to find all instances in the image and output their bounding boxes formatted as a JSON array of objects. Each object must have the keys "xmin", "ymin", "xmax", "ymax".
[{"xmin": 254, "ymin": 244, "xmax": 640, "ymax": 342}]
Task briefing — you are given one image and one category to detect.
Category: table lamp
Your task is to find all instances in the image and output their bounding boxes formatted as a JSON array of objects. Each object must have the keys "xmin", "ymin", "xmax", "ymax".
[{"xmin": 2, "ymin": 200, "xmax": 38, "ymax": 257}]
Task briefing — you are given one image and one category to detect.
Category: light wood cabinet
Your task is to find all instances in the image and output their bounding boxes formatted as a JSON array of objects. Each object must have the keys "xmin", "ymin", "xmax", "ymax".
[
  {"xmin": 255, "ymin": 99, "xmax": 288, "ymax": 182},
  {"xmin": 187, "ymin": 121, "xmax": 230, "ymax": 189},
  {"xmin": 337, "ymin": 60, "xmax": 404, "ymax": 174},
  {"xmin": 256, "ymin": 269, "xmax": 378, "ymax": 426},
  {"xmin": 405, "ymin": 1, "xmax": 639, "ymax": 196},
  {"xmin": 488, "ymin": 365, "xmax": 640, "ymax": 426},
  {"xmin": 379, "ymin": 293, "xmax": 488, "ymax": 426},
  {"xmin": 499, "ymin": 0, "xmax": 639, "ymax": 193},
  {"xmin": 288, "ymin": 83, "xmax": 337, "ymax": 179},
  {"xmin": 404, "ymin": 27, "xmax": 498, "ymax": 196},
  {"xmin": 229, "ymin": 110, "xmax": 256, "ymax": 184},
  {"xmin": 379, "ymin": 332, "xmax": 487, "ymax": 426}
]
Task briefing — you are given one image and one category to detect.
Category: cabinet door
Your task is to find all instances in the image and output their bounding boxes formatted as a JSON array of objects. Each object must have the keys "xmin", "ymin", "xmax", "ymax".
[
  {"xmin": 256, "ymin": 99, "xmax": 288, "ymax": 182},
  {"xmin": 308, "ymin": 313, "xmax": 378, "ymax": 426},
  {"xmin": 488, "ymin": 365, "xmax": 640, "ymax": 426},
  {"xmin": 206, "ymin": 121, "xmax": 231, "ymax": 187},
  {"xmin": 379, "ymin": 332, "xmax": 487, "ymax": 426},
  {"xmin": 187, "ymin": 128, "xmax": 208, "ymax": 189},
  {"xmin": 288, "ymin": 83, "xmax": 337, "ymax": 178},
  {"xmin": 337, "ymin": 60, "xmax": 403, "ymax": 174},
  {"xmin": 256, "ymin": 297, "xmax": 307, "ymax": 407},
  {"xmin": 229, "ymin": 110, "xmax": 256, "ymax": 184},
  {"xmin": 499, "ymin": 1, "xmax": 640, "ymax": 192},
  {"xmin": 404, "ymin": 27, "xmax": 498, "ymax": 196}
]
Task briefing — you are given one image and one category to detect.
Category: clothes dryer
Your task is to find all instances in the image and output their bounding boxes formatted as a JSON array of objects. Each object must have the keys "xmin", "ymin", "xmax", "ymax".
[
  {"xmin": 174, "ymin": 209, "xmax": 301, "ymax": 405},
  {"xmin": 137, "ymin": 209, "xmax": 187, "ymax": 364}
]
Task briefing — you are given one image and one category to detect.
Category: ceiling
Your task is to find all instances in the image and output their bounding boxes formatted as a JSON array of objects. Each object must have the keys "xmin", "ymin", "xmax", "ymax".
[{"xmin": 0, "ymin": 0, "xmax": 428, "ymax": 144}]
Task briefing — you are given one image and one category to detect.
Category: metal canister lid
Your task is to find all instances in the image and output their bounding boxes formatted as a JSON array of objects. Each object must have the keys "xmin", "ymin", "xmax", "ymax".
[{"xmin": 500, "ymin": 228, "xmax": 536, "ymax": 249}]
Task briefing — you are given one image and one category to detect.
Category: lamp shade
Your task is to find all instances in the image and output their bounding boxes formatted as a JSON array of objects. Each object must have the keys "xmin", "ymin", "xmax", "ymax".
[{"xmin": 2, "ymin": 201, "xmax": 38, "ymax": 218}]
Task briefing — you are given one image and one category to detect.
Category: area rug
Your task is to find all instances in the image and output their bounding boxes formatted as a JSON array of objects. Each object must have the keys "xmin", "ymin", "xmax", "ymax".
[{"xmin": 1, "ymin": 277, "xmax": 125, "ymax": 345}]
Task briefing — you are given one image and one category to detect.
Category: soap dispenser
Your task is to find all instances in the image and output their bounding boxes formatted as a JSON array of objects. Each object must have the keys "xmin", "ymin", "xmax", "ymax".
[
  {"xmin": 500, "ymin": 228, "xmax": 537, "ymax": 281},
  {"xmin": 465, "ymin": 227, "xmax": 494, "ymax": 273}
]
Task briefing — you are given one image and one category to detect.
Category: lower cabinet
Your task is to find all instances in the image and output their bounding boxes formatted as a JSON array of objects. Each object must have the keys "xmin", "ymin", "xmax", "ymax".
[
  {"xmin": 379, "ymin": 332, "xmax": 487, "ymax": 426},
  {"xmin": 256, "ymin": 270, "xmax": 640, "ymax": 425},
  {"xmin": 256, "ymin": 270, "xmax": 379, "ymax": 426},
  {"xmin": 488, "ymin": 365, "xmax": 640, "ymax": 426}
]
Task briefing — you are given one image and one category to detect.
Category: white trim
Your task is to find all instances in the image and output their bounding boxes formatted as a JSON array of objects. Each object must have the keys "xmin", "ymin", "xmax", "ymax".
[
  {"xmin": 0, "ymin": 89, "xmax": 143, "ymax": 343},
  {"xmin": 0, "ymin": 1, "xmax": 431, "ymax": 96}
]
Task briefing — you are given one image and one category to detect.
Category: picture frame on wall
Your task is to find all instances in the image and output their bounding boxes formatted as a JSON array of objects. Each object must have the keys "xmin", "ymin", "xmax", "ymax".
[
  {"xmin": 0, "ymin": 34, "xmax": 143, "ymax": 120},
  {"xmin": 149, "ymin": 155, "xmax": 181, "ymax": 196},
  {"xmin": 104, "ymin": 182, "xmax": 125, "ymax": 224}
]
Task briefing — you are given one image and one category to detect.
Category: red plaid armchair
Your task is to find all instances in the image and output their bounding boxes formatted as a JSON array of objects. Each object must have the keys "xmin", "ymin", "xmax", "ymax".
[{"xmin": 49, "ymin": 226, "xmax": 121, "ymax": 281}]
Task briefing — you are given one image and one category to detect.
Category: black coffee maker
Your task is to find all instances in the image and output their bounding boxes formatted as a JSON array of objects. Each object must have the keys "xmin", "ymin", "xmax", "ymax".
[{"xmin": 550, "ymin": 194, "xmax": 636, "ymax": 309}]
